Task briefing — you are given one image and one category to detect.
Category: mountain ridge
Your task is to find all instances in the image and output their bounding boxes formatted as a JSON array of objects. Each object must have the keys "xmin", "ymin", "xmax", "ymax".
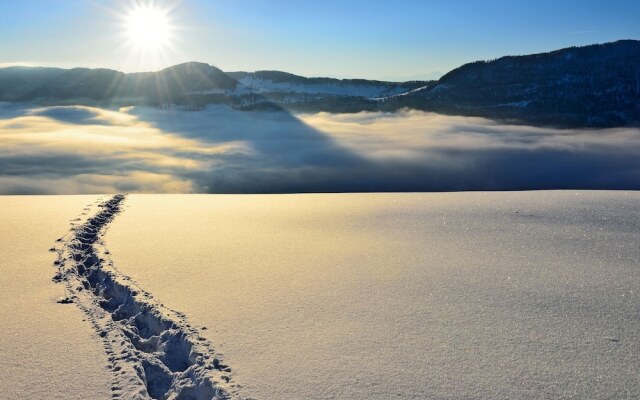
[
  {"xmin": 1, "ymin": 39, "xmax": 638, "ymax": 127},
  {"xmin": 395, "ymin": 40, "xmax": 640, "ymax": 127}
]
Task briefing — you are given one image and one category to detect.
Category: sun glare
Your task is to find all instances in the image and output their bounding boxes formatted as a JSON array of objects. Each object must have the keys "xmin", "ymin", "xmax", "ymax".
[{"xmin": 125, "ymin": 5, "xmax": 171, "ymax": 50}]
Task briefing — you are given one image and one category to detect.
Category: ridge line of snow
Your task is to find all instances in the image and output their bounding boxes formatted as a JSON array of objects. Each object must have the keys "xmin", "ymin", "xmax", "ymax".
[
  {"xmin": 52, "ymin": 195, "xmax": 236, "ymax": 400},
  {"xmin": 371, "ymin": 84, "xmax": 432, "ymax": 101}
]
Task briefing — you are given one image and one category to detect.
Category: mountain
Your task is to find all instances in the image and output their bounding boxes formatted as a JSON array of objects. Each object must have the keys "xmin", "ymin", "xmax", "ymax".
[
  {"xmin": 141, "ymin": 62, "xmax": 237, "ymax": 104},
  {"xmin": 188, "ymin": 70, "xmax": 428, "ymax": 112},
  {"xmin": 396, "ymin": 40, "xmax": 640, "ymax": 127},
  {"xmin": 0, "ymin": 62, "xmax": 237, "ymax": 105},
  {"xmin": 0, "ymin": 67, "xmax": 66, "ymax": 101},
  {"xmin": 0, "ymin": 40, "xmax": 638, "ymax": 127},
  {"xmin": 227, "ymin": 70, "xmax": 427, "ymax": 98},
  {"xmin": 30, "ymin": 68, "xmax": 127, "ymax": 100}
]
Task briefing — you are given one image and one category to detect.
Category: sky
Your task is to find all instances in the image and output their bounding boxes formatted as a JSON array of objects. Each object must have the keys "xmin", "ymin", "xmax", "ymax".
[{"xmin": 0, "ymin": 0, "xmax": 639, "ymax": 80}]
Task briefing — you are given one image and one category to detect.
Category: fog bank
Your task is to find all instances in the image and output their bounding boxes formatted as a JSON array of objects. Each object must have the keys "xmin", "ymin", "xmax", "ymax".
[{"xmin": 1, "ymin": 103, "xmax": 639, "ymax": 194}]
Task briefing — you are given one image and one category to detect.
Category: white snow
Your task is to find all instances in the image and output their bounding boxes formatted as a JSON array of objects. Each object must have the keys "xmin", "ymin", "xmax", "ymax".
[
  {"xmin": 3, "ymin": 192, "xmax": 638, "ymax": 399},
  {"xmin": 50, "ymin": 194, "xmax": 234, "ymax": 399},
  {"xmin": 496, "ymin": 100, "xmax": 531, "ymax": 108},
  {"xmin": 0, "ymin": 195, "xmax": 112, "ymax": 400},
  {"xmin": 371, "ymin": 84, "xmax": 432, "ymax": 101},
  {"xmin": 231, "ymin": 76, "xmax": 408, "ymax": 98},
  {"xmin": 102, "ymin": 192, "xmax": 640, "ymax": 400}
]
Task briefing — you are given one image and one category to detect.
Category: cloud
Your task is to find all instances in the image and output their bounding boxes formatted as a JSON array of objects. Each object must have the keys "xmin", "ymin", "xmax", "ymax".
[
  {"xmin": 0, "ymin": 104, "xmax": 243, "ymax": 193},
  {"xmin": 0, "ymin": 62, "xmax": 37, "ymax": 68},
  {"xmin": 298, "ymin": 110, "xmax": 640, "ymax": 191},
  {"xmin": 0, "ymin": 104, "xmax": 639, "ymax": 194},
  {"xmin": 0, "ymin": 172, "xmax": 193, "ymax": 195},
  {"xmin": 29, "ymin": 106, "xmax": 122, "ymax": 126}
]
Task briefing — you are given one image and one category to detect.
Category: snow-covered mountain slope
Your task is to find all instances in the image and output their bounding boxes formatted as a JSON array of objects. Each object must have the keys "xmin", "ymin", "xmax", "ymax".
[
  {"xmin": 185, "ymin": 70, "xmax": 429, "ymax": 100},
  {"xmin": 229, "ymin": 74, "xmax": 415, "ymax": 99},
  {"xmin": 371, "ymin": 83, "xmax": 433, "ymax": 101}
]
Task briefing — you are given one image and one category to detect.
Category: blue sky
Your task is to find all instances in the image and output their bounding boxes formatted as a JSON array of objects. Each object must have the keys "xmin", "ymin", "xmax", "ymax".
[{"xmin": 1, "ymin": 0, "xmax": 639, "ymax": 80}]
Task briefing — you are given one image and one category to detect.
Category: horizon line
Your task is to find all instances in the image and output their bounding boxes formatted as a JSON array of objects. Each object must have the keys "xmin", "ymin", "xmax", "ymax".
[{"xmin": 0, "ymin": 38, "xmax": 636, "ymax": 82}]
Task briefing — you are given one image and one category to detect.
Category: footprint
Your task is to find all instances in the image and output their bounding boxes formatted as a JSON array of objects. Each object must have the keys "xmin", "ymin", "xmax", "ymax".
[{"xmin": 52, "ymin": 194, "xmax": 233, "ymax": 399}]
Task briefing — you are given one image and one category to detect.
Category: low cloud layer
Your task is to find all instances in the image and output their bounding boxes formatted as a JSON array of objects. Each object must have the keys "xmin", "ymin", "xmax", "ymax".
[{"xmin": 1, "ymin": 103, "xmax": 639, "ymax": 194}]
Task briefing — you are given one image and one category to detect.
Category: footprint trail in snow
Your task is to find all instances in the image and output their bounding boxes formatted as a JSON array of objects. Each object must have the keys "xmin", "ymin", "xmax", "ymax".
[{"xmin": 52, "ymin": 194, "xmax": 238, "ymax": 400}]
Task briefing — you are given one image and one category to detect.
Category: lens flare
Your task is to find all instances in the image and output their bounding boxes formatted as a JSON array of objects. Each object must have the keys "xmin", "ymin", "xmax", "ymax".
[{"xmin": 125, "ymin": 5, "xmax": 171, "ymax": 50}]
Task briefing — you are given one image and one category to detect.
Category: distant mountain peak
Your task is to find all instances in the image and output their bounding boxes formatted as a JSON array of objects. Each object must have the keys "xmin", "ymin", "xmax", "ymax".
[
  {"xmin": 398, "ymin": 39, "xmax": 640, "ymax": 127},
  {"xmin": 159, "ymin": 61, "xmax": 220, "ymax": 73}
]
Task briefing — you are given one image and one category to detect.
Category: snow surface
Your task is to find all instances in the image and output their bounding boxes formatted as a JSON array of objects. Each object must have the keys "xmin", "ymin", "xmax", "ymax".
[
  {"xmin": 51, "ymin": 194, "xmax": 235, "ymax": 399},
  {"xmin": 0, "ymin": 195, "xmax": 112, "ymax": 400},
  {"xmin": 3, "ymin": 192, "xmax": 638, "ymax": 399},
  {"xmin": 371, "ymin": 84, "xmax": 432, "ymax": 101},
  {"xmin": 103, "ymin": 192, "xmax": 640, "ymax": 400},
  {"xmin": 231, "ymin": 76, "xmax": 408, "ymax": 98}
]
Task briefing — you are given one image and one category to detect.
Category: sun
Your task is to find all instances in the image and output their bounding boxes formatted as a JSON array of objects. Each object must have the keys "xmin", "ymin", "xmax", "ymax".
[
  {"xmin": 113, "ymin": 1, "xmax": 181, "ymax": 71},
  {"xmin": 125, "ymin": 5, "xmax": 172, "ymax": 50}
]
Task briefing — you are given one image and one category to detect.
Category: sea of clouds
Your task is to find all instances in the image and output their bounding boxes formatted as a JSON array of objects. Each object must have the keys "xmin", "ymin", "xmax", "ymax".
[{"xmin": 1, "ymin": 103, "xmax": 639, "ymax": 194}]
